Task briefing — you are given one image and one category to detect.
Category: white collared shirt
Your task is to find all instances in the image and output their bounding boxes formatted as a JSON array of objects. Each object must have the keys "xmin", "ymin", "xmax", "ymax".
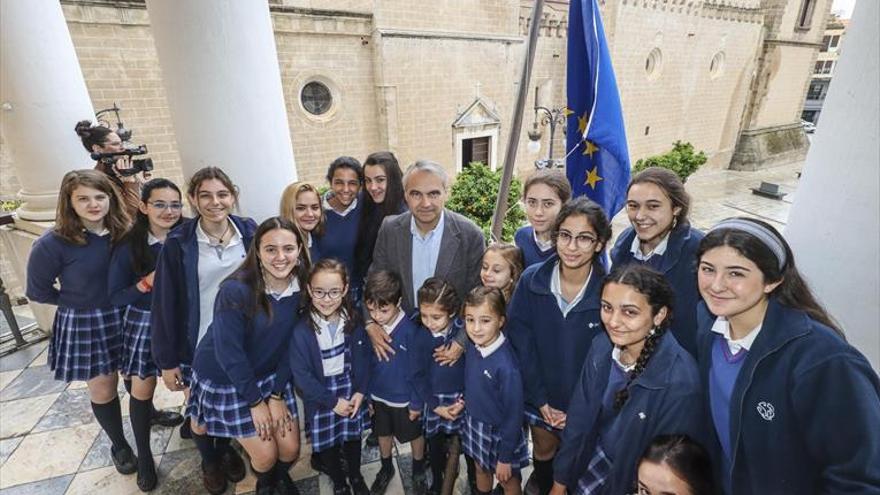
[
  {"xmin": 533, "ymin": 229, "xmax": 553, "ymax": 252},
  {"xmin": 411, "ymin": 211, "xmax": 446, "ymax": 304},
  {"xmin": 323, "ymin": 194, "xmax": 359, "ymax": 217},
  {"xmin": 550, "ymin": 262, "xmax": 592, "ymax": 318},
  {"xmin": 476, "ymin": 332, "xmax": 506, "ymax": 358},
  {"xmin": 265, "ymin": 278, "xmax": 300, "ymax": 301},
  {"xmin": 380, "ymin": 309, "xmax": 406, "ymax": 335},
  {"xmin": 196, "ymin": 219, "xmax": 247, "ymax": 344},
  {"xmin": 710, "ymin": 316, "xmax": 762, "ymax": 355},
  {"xmin": 147, "ymin": 232, "xmax": 161, "ymax": 246},
  {"xmin": 314, "ymin": 312, "xmax": 348, "ymax": 376},
  {"xmin": 432, "ymin": 324, "xmax": 452, "ymax": 340},
  {"xmin": 630, "ymin": 231, "xmax": 671, "ymax": 261},
  {"xmin": 611, "ymin": 346, "xmax": 637, "ymax": 373}
]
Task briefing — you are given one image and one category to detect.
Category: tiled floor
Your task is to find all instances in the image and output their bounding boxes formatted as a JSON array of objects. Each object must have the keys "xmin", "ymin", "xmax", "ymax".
[{"xmin": 0, "ymin": 161, "xmax": 803, "ymax": 494}]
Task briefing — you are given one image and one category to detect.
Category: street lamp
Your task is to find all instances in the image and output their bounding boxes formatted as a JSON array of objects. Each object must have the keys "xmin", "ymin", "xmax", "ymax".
[{"xmin": 527, "ymin": 86, "xmax": 567, "ymax": 169}]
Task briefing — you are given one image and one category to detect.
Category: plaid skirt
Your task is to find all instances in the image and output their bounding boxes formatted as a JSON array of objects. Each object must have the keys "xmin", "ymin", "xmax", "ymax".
[
  {"xmin": 308, "ymin": 370, "xmax": 366, "ymax": 453},
  {"xmin": 121, "ymin": 306, "xmax": 160, "ymax": 379},
  {"xmin": 461, "ymin": 414, "xmax": 530, "ymax": 472},
  {"xmin": 574, "ymin": 444, "xmax": 612, "ymax": 495},
  {"xmin": 187, "ymin": 370, "xmax": 299, "ymax": 438},
  {"xmin": 424, "ymin": 392, "xmax": 464, "ymax": 437},
  {"xmin": 524, "ymin": 405, "xmax": 563, "ymax": 433},
  {"xmin": 179, "ymin": 362, "xmax": 193, "ymax": 387},
  {"xmin": 49, "ymin": 306, "xmax": 122, "ymax": 382}
]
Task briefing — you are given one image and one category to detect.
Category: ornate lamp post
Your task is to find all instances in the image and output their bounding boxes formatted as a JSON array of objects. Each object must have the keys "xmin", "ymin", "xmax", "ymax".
[{"xmin": 527, "ymin": 86, "xmax": 567, "ymax": 169}]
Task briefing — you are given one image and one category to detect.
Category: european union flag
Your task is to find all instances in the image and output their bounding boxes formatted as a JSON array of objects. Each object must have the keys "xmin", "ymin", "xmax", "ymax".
[{"xmin": 565, "ymin": 0, "xmax": 631, "ymax": 217}]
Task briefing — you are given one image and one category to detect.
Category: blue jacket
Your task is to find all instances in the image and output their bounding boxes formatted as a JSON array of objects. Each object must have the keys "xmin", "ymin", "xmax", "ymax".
[
  {"xmin": 150, "ymin": 215, "xmax": 257, "ymax": 370},
  {"xmin": 288, "ymin": 318, "xmax": 372, "ymax": 421},
  {"xmin": 554, "ymin": 332, "xmax": 706, "ymax": 493},
  {"xmin": 108, "ymin": 239, "xmax": 162, "ymax": 310},
  {"xmin": 506, "ymin": 255, "xmax": 604, "ymax": 412},
  {"xmin": 696, "ymin": 299, "xmax": 880, "ymax": 495},
  {"xmin": 514, "ymin": 225, "xmax": 555, "ymax": 268},
  {"xmin": 26, "ymin": 230, "xmax": 115, "ymax": 309},
  {"xmin": 367, "ymin": 315, "xmax": 421, "ymax": 408},
  {"xmin": 610, "ymin": 224, "xmax": 704, "ymax": 356},
  {"xmin": 316, "ymin": 194, "xmax": 363, "ymax": 276},
  {"xmin": 410, "ymin": 320, "xmax": 466, "ymax": 409}
]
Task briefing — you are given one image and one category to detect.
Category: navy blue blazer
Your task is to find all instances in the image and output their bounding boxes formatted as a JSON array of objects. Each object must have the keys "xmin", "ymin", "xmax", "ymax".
[
  {"xmin": 150, "ymin": 215, "xmax": 257, "ymax": 370},
  {"xmin": 610, "ymin": 224, "xmax": 704, "ymax": 356},
  {"xmin": 696, "ymin": 299, "xmax": 880, "ymax": 494},
  {"xmin": 553, "ymin": 332, "xmax": 705, "ymax": 493}
]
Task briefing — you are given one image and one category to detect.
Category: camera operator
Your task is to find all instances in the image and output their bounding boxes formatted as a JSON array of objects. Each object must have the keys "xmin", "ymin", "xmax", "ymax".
[{"xmin": 75, "ymin": 120, "xmax": 147, "ymax": 220}]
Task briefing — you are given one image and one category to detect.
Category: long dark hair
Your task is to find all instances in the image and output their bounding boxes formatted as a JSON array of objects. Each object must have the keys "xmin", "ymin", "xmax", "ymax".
[
  {"xmin": 300, "ymin": 258, "xmax": 360, "ymax": 334},
  {"xmin": 124, "ymin": 178, "xmax": 184, "ymax": 276},
  {"xmin": 697, "ymin": 217, "xmax": 843, "ymax": 337},
  {"xmin": 601, "ymin": 264, "xmax": 675, "ymax": 410},
  {"xmin": 229, "ymin": 217, "xmax": 310, "ymax": 321},
  {"xmin": 638, "ymin": 434, "xmax": 714, "ymax": 495},
  {"xmin": 552, "ymin": 196, "xmax": 612, "ymax": 269},
  {"xmin": 354, "ymin": 151, "xmax": 405, "ymax": 278}
]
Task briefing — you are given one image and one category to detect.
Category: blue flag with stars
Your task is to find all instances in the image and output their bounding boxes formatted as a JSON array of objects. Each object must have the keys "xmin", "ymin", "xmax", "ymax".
[{"xmin": 565, "ymin": 0, "xmax": 630, "ymax": 217}]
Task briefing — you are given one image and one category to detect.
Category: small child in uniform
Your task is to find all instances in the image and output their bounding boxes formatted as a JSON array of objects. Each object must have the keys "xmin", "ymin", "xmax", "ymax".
[{"xmin": 479, "ymin": 244, "xmax": 525, "ymax": 302}]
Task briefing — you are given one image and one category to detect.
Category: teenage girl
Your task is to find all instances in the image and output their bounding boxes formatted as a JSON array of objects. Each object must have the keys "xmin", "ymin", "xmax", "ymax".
[
  {"xmin": 514, "ymin": 170, "xmax": 571, "ymax": 267},
  {"xmin": 26, "ymin": 170, "xmax": 136, "ymax": 474},
  {"xmin": 289, "ymin": 259, "xmax": 371, "ymax": 495},
  {"xmin": 411, "ymin": 277, "xmax": 466, "ymax": 495},
  {"xmin": 150, "ymin": 167, "xmax": 255, "ymax": 494},
  {"xmin": 695, "ymin": 218, "xmax": 880, "ymax": 494},
  {"xmin": 187, "ymin": 217, "xmax": 308, "ymax": 495},
  {"xmin": 505, "ymin": 197, "xmax": 610, "ymax": 495},
  {"xmin": 280, "ymin": 181, "xmax": 324, "ymax": 264},
  {"xmin": 636, "ymin": 435, "xmax": 714, "ymax": 495},
  {"xmin": 480, "ymin": 244, "xmax": 525, "ymax": 302},
  {"xmin": 107, "ymin": 178, "xmax": 184, "ymax": 491},
  {"xmin": 550, "ymin": 264, "xmax": 704, "ymax": 495},
  {"xmin": 317, "ymin": 157, "xmax": 364, "ymax": 276},
  {"xmin": 461, "ymin": 286, "xmax": 530, "ymax": 495},
  {"xmin": 610, "ymin": 167, "xmax": 704, "ymax": 356}
]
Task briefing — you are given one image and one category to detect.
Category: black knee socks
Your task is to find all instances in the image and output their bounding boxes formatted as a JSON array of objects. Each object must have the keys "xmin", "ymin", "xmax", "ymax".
[
  {"xmin": 254, "ymin": 465, "xmax": 276, "ymax": 488},
  {"xmin": 428, "ymin": 434, "xmax": 448, "ymax": 482},
  {"xmin": 318, "ymin": 446, "xmax": 346, "ymax": 486},
  {"xmin": 124, "ymin": 379, "xmax": 158, "ymax": 415},
  {"xmin": 192, "ymin": 430, "xmax": 220, "ymax": 465},
  {"xmin": 91, "ymin": 397, "xmax": 130, "ymax": 452},
  {"xmin": 129, "ymin": 397, "xmax": 154, "ymax": 472},
  {"xmin": 342, "ymin": 440, "xmax": 362, "ymax": 479},
  {"xmin": 533, "ymin": 457, "xmax": 554, "ymax": 493},
  {"xmin": 214, "ymin": 436, "xmax": 231, "ymax": 453}
]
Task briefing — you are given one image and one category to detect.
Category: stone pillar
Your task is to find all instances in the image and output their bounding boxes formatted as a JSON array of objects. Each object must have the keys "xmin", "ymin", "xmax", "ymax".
[
  {"xmin": 0, "ymin": 0, "xmax": 96, "ymax": 221},
  {"xmin": 784, "ymin": 0, "xmax": 879, "ymax": 370},
  {"xmin": 145, "ymin": 0, "xmax": 297, "ymax": 221}
]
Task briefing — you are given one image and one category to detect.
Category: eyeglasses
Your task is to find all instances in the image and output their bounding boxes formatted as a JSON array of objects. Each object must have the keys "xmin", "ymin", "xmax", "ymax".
[
  {"xmin": 148, "ymin": 201, "xmax": 184, "ymax": 211},
  {"xmin": 310, "ymin": 288, "xmax": 345, "ymax": 300},
  {"xmin": 556, "ymin": 231, "xmax": 598, "ymax": 248}
]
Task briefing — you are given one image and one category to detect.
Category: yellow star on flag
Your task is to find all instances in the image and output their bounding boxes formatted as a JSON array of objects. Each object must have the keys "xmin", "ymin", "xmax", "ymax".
[
  {"xmin": 578, "ymin": 113, "xmax": 588, "ymax": 135},
  {"xmin": 582, "ymin": 140, "xmax": 598, "ymax": 158},
  {"xmin": 562, "ymin": 107, "xmax": 574, "ymax": 117},
  {"xmin": 584, "ymin": 166, "xmax": 603, "ymax": 189}
]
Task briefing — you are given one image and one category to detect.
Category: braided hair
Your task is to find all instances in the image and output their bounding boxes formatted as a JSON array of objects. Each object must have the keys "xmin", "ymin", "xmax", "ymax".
[{"xmin": 603, "ymin": 264, "xmax": 675, "ymax": 411}]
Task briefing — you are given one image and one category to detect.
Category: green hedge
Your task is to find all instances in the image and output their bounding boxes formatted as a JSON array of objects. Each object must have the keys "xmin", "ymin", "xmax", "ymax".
[
  {"xmin": 446, "ymin": 162, "xmax": 526, "ymax": 242},
  {"xmin": 633, "ymin": 140, "xmax": 707, "ymax": 182}
]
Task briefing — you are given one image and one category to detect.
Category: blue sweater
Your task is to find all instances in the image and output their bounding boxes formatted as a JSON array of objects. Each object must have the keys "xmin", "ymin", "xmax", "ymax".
[
  {"xmin": 150, "ymin": 215, "xmax": 257, "ymax": 370},
  {"xmin": 514, "ymin": 226, "xmax": 555, "ymax": 267},
  {"xmin": 410, "ymin": 321, "xmax": 466, "ymax": 410},
  {"xmin": 368, "ymin": 315, "xmax": 421, "ymax": 408},
  {"xmin": 610, "ymin": 225, "xmax": 704, "ymax": 356},
  {"xmin": 696, "ymin": 299, "xmax": 880, "ymax": 495},
  {"xmin": 108, "ymin": 239, "xmax": 162, "ymax": 310},
  {"xmin": 506, "ymin": 256, "xmax": 604, "ymax": 412},
  {"xmin": 317, "ymin": 196, "xmax": 363, "ymax": 275},
  {"xmin": 289, "ymin": 318, "xmax": 372, "ymax": 421},
  {"xmin": 191, "ymin": 279, "xmax": 299, "ymax": 404},
  {"xmin": 553, "ymin": 332, "xmax": 705, "ymax": 493},
  {"xmin": 27, "ymin": 230, "xmax": 115, "ymax": 309},
  {"xmin": 464, "ymin": 337, "xmax": 524, "ymax": 464}
]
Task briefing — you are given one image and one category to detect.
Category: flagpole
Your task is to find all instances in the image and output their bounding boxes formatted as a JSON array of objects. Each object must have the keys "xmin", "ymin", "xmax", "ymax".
[{"xmin": 490, "ymin": 0, "xmax": 545, "ymax": 241}]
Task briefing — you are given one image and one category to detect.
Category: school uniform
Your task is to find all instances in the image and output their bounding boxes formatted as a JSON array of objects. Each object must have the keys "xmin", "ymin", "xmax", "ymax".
[
  {"xmin": 186, "ymin": 278, "xmax": 300, "ymax": 438},
  {"xmin": 108, "ymin": 235, "xmax": 163, "ymax": 379},
  {"xmin": 696, "ymin": 299, "xmax": 880, "ymax": 495},
  {"xmin": 27, "ymin": 230, "xmax": 122, "ymax": 382},
  {"xmin": 610, "ymin": 224, "xmax": 704, "ymax": 356},
  {"xmin": 317, "ymin": 193, "xmax": 362, "ymax": 275},
  {"xmin": 305, "ymin": 231, "xmax": 322, "ymax": 265},
  {"xmin": 461, "ymin": 334, "xmax": 530, "ymax": 473},
  {"xmin": 150, "ymin": 215, "xmax": 256, "ymax": 383},
  {"xmin": 289, "ymin": 314, "xmax": 371, "ymax": 452},
  {"xmin": 411, "ymin": 320, "xmax": 466, "ymax": 437},
  {"xmin": 506, "ymin": 256, "xmax": 604, "ymax": 431},
  {"xmin": 514, "ymin": 225, "xmax": 555, "ymax": 267}
]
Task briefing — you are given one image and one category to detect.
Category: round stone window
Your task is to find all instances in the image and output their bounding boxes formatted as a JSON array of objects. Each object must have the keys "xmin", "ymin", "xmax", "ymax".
[
  {"xmin": 300, "ymin": 81, "xmax": 333, "ymax": 116},
  {"xmin": 645, "ymin": 48, "xmax": 663, "ymax": 80}
]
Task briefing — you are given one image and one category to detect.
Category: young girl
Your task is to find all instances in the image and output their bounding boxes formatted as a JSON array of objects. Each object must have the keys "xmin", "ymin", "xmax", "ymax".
[
  {"xmin": 636, "ymin": 435, "xmax": 714, "ymax": 495},
  {"xmin": 280, "ymin": 181, "xmax": 324, "ymax": 264},
  {"xmin": 411, "ymin": 277, "xmax": 466, "ymax": 495},
  {"xmin": 26, "ymin": 170, "xmax": 135, "ymax": 475},
  {"xmin": 695, "ymin": 218, "xmax": 880, "ymax": 494},
  {"xmin": 480, "ymin": 244, "xmax": 525, "ymax": 302},
  {"xmin": 610, "ymin": 167, "xmax": 704, "ymax": 356},
  {"xmin": 150, "ymin": 167, "xmax": 255, "ymax": 494},
  {"xmin": 461, "ymin": 286, "xmax": 529, "ymax": 495},
  {"xmin": 289, "ymin": 259, "xmax": 371, "ymax": 495},
  {"xmin": 107, "ymin": 178, "xmax": 184, "ymax": 491},
  {"xmin": 188, "ymin": 217, "xmax": 308, "ymax": 494},
  {"xmin": 505, "ymin": 197, "xmax": 610, "ymax": 495},
  {"xmin": 550, "ymin": 264, "xmax": 704, "ymax": 495},
  {"xmin": 515, "ymin": 170, "xmax": 571, "ymax": 267}
]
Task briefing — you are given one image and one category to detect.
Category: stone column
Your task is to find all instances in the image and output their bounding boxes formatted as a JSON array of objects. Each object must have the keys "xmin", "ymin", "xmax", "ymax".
[
  {"xmin": 1, "ymin": 0, "xmax": 96, "ymax": 221},
  {"xmin": 145, "ymin": 0, "xmax": 297, "ymax": 221},
  {"xmin": 784, "ymin": 0, "xmax": 879, "ymax": 370}
]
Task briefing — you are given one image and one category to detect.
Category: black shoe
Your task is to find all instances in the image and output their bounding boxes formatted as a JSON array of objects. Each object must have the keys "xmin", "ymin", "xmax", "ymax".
[
  {"xmin": 369, "ymin": 466, "xmax": 395, "ymax": 495},
  {"xmin": 179, "ymin": 420, "xmax": 192, "ymax": 440},
  {"xmin": 111, "ymin": 445, "xmax": 138, "ymax": 475},
  {"xmin": 350, "ymin": 476, "xmax": 369, "ymax": 495},
  {"xmin": 412, "ymin": 470, "xmax": 428, "ymax": 495},
  {"xmin": 136, "ymin": 457, "xmax": 158, "ymax": 492},
  {"xmin": 220, "ymin": 446, "xmax": 246, "ymax": 482},
  {"xmin": 365, "ymin": 430, "xmax": 379, "ymax": 448},
  {"xmin": 201, "ymin": 461, "xmax": 228, "ymax": 495},
  {"xmin": 150, "ymin": 408, "xmax": 184, "ymax": 428}
]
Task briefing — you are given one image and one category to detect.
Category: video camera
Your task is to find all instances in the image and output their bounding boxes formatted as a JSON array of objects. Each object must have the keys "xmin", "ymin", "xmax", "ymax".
[{"xmin": 90, "ymin": 145, "xmax": 154, "ymax": 177}]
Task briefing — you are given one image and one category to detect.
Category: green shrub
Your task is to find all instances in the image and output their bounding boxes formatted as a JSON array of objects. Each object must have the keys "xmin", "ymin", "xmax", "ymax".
[
  {"xmin": 633, "ymin": 140, "xmax": 707, "ymax": 182},
  {"xmin": 1, "ymin": 199, "xmax": 22, "ymax": 212},
  {"xmin": 446, "ymin": 162, "xmax": 526, "ymax": 242}
]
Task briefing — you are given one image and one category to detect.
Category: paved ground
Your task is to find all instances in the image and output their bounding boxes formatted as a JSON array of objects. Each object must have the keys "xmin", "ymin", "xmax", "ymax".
[{"xmin": 0, "ymin": 161, "xmax": 803, "ymax": 495}]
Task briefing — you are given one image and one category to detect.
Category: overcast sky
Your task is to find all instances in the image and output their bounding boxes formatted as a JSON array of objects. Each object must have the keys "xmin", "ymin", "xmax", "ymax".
[{"xmin": 831, "ymin": 0, "xmax": 856, "ymax": 18}]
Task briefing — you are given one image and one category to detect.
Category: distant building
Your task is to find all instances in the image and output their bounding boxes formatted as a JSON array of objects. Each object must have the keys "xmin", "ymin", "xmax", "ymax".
[{"xmin": 802, "ymin": 16, "xmax": 848, "ymax": 124}]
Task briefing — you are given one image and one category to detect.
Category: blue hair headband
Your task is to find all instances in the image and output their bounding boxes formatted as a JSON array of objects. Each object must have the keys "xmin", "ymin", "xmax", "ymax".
[{"xmin": 709, "ymin": 218, "xmax": 787, "ymax": 270}]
